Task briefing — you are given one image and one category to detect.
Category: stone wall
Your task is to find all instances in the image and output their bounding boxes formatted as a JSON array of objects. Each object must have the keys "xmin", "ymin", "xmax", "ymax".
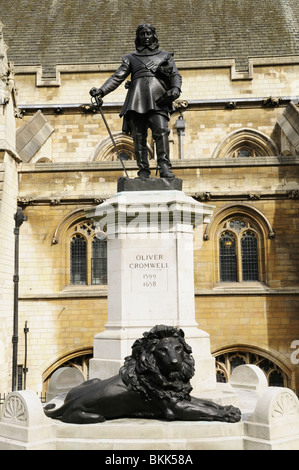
[
  {"xmin": 15, "ymin": 64, "xmax": 299, "ymax": 164},
  {"xmin": 3, "ymin": 52, "xmax": 298, "ymax": 394},
  {"xmin": 15, "ymin": 154, "xmax": 299, "ymax": 392}
]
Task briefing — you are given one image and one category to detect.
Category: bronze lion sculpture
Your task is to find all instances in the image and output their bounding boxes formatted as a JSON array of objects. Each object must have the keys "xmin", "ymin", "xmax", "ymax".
[{"xmin": 44, "ymin": 325, "xmax": 241, "ymax": 424}]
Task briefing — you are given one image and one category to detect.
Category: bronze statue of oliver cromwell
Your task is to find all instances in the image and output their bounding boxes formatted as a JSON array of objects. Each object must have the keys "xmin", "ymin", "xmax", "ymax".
[{"xmin": 90, "ymin": 24, "xmax": 182, "ymax": 179}]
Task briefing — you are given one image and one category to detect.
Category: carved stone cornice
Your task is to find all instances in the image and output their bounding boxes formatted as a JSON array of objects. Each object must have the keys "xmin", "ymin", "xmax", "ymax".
[
  {"xmin": 287, "ymin": 190, "xmax": 299, "ymax": 199},
  {"xmin": 262, "ymin": 96, "xmax": 282, "ymax": 108},
  {"xmin": 17, "ymin": 196, "xmax": 107, "ymax": 208},
  {"xmin": 248, "ymin": 192, "xmax": 261, "ymax": 200},
  {"xmin": 192, "ymin": 190, "xmax": 297, "ymax": 202},
  {"xmin": 193, "ymin": 192, "xmax": 211, "ymax": 201}
]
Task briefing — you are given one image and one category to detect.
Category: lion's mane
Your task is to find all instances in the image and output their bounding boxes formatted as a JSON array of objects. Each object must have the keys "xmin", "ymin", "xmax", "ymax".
[{"xmin": 120, "ymin": 325, "xmax": 195, "ymax": 403}]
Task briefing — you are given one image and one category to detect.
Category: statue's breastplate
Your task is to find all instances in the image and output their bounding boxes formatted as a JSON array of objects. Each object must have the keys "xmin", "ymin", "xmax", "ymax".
[{"xmin": 130, "ymin": 51, "xmax": 168, "ymax": 80}]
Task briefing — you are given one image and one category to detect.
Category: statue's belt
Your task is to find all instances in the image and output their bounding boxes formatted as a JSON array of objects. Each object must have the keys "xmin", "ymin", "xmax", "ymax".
[{"xmin": 131, "ymin": 71, "xmax": 157, "ymax": 80}]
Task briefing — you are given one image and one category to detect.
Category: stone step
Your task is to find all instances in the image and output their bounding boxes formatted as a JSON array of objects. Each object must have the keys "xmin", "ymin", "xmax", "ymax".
[{"xmin": 54, "ymin": 418, "xmax": 244, "ymax": 450}]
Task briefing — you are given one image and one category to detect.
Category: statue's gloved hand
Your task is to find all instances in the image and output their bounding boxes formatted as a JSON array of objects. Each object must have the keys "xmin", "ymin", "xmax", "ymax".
[
  {"xmin": 90, "ymin": 88, "xmax": 104, "ymax": 107},
  {"xmin": 89, "ymin": 87, "xmax": 103, "ymax": 97},
  {"xmin": 168, "ymin": 87, "xmax": 180, "ymax": 101},
  {"xmin": 156, "ymin": 87, "xmax": 181, "ymax": 107}
]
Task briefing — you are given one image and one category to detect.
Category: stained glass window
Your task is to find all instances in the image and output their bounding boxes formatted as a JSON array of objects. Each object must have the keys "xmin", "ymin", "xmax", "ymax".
[
  {"xmin": 238, "ymin": 148, "xmax": 253, "ymax": 157},
  {"xmin": 241, "ymin": 231, "xmax": 259, "ymax": 281},
  {"xmin": 70, "ymin": 234, "xmax": 87, "ymax": 285},
  {"xmin": 91, "ymin": 237, "xmax": 107, "ymax": 285},
  {"xmin": 219, "ymin": 232, "xmax": 237, "ymax": 282},
  {"xmin": 219, "ymin": 217, "xmax": 261, "ymax": 283},
  {"xmin": 269, "ymin": 370, "xmax": 284, "ymax": 387}
]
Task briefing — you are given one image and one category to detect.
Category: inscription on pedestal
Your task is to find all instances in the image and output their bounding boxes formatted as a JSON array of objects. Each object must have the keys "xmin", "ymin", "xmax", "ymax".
[{"xmin": 128, "ymin": 252, "xmax": 170, "ymax": 293}]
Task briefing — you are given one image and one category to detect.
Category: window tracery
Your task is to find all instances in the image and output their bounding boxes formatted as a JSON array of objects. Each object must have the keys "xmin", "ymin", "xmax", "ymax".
[
  {"xmin": 215, "ymin": 350, "xmax": 289, "ymax": 388},
  {"xmin": 212, "ymin": 127, "xmax": 279, "ymax": 158}
]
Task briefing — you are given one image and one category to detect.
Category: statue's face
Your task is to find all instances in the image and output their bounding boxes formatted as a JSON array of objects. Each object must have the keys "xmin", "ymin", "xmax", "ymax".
[
  {"xmin": 138, "ymin": 27, "xmax": 154, "ymax": 47},
  {"xmin": 153, "ymin": 337, "xmax": 184, "ymax": 375}
]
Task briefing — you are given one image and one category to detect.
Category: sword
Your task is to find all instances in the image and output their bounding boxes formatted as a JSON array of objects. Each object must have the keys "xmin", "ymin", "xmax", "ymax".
[{"xmin": 91, "ymin": 95, "xmax": 129, "ymax": 178}]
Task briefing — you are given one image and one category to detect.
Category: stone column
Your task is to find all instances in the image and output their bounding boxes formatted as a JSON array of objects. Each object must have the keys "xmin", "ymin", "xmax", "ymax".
[{"xmin": 86, "ymin": 188, "xmax": 217, "ymax": 394}]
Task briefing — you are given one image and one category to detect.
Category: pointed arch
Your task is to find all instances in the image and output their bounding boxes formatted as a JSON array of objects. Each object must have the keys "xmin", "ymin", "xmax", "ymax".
[
  {"xmin": 212, "ymin": 127, "xmax": 279, "ymax": 158},
  {"xmin": 51, "ymin": 208, "xmax": 93, "ymax": 245},
  {"xmin": 42, "ymin": 347, "xmax": 93, "ymax": 389},
  {"xmin": 89, "ymin": 131, "xmax": 154, "ymax": 162},
  {"xmin": 32, "ymin": 156, "xmax": 52, "ymax": 163},
  {"xmin": 204, "ymin": 203, "xmax": 275, "ymax": 241},
  {"xmin": 212, "ymin": 343, "xmax": 294, "ymax": 389}
]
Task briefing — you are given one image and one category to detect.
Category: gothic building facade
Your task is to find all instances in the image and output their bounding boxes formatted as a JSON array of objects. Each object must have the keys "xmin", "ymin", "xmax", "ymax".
[{"xmin": 0, "ymin": 0, "xmax": 299, "ymax": 395}]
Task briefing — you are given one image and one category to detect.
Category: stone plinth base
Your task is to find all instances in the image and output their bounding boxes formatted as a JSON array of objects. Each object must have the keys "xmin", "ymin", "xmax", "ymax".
[
  {"xmin": 53, "ymin": 418, "xmax": 244, "ymax": 451},
  {"xmin": 117, "ymin": 176, "xmax": 183, "ymax": 192},
  {"xmin": 2, "ymin": 378, "xmax": 299, "ymax": 449}
]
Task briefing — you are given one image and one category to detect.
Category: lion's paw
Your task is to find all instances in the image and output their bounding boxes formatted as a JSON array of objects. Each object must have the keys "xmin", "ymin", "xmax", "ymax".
[{"xmin": 221, "ymin": 405, "xmax": 241, "ymax": 423}]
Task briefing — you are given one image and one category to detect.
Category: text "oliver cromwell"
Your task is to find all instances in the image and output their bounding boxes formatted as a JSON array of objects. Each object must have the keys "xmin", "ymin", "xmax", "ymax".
[{"xmin": 129, "ymin": 254, "xmax": 169, "ymax": 269}]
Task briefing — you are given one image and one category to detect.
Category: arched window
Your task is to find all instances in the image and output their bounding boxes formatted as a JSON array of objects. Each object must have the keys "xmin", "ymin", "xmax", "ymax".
[
  {"xmin": 42, "ymin": 349, "xmax": 93, "ymax": 393},
  {"xmin": 218, "ymin": 217, "xmax": 261, "ymax": 283},
  {"xmin": 214, "ymin": 349, "xmax": 290, "ymax": 388},
  {"xmin": 212, "ymin": 128, "xmax": 279, "ymax": 159},
  {"xmin": 203, "ymin": 203, "xmax": 275, "ymax": 287},
  {"xmin": 69, "ymin": 220, "xmax": 107, "ymax": 286},
  {"xmin": 89, "ymin": 131, "xmax": 154, "ymax": 162}
]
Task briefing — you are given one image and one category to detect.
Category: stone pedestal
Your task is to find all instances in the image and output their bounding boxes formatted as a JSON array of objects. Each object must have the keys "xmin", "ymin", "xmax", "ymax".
[
  {"xmin": 0, "ymin": 391, "xmax": 55, "ymax": 450},
  {"xmin": 86, "ymin": 184, "xmax": 216, "ymax": 394}
]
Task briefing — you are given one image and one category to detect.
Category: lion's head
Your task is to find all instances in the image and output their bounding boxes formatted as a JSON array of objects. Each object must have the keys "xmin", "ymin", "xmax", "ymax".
[{"xmin": 120, "ymin": 325, "xmax": 195, "ymax": 403}]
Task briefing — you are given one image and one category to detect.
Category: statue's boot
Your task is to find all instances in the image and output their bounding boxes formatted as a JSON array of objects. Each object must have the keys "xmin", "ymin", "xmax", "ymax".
[
  {"xmin": 154, "ymin": 132, "xmax": 175, "ymax": 179},
  {"xmin": 134, "ymin": 131, "xmax": 151, "ymax": 178}
]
